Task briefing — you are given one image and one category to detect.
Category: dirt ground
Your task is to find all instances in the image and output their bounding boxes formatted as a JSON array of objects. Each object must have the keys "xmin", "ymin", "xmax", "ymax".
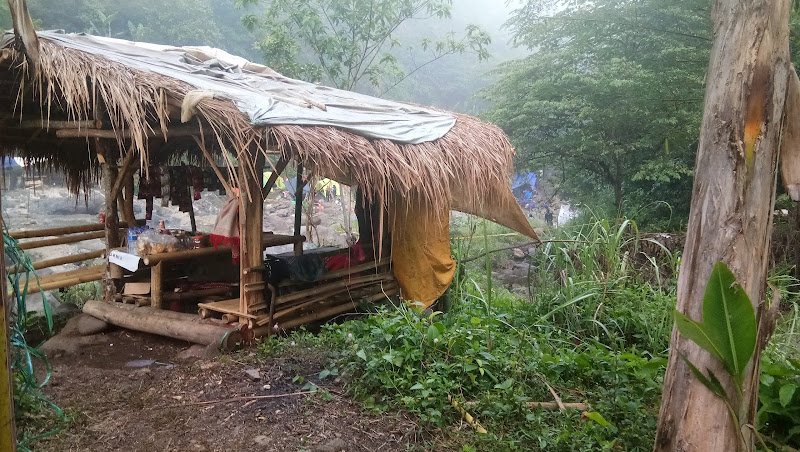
[{"xmin": 33, "ymin": 328, "xmax": 424, "ymax": 452}]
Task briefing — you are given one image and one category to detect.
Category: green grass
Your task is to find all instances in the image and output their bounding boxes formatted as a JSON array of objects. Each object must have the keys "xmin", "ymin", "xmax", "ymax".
[{"xmin": 254, "ymin": 215, "xmax": 800, "ymax": 451}]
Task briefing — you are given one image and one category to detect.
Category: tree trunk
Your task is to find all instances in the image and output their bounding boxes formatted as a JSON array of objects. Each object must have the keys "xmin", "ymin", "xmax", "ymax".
[{"xmin": 654, "ymin": 1, "xmax": 790, "ymax": 451}]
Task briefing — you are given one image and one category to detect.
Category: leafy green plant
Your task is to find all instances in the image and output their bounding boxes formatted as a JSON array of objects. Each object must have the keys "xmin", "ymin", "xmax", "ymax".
[
  {"xmin": 673, "ymin": 261, "xmax": 774, "ymax": 451},
  {"xmin": 757, "ymin": 354, "xmax": 800, "ymax": 447},
  {"xmin": 675, "ymin": 262, "xmax": 757, "ymax": 391},
  {"xmin": 4, "ymin": 231, "xmax": 65, "ymax": 451}
]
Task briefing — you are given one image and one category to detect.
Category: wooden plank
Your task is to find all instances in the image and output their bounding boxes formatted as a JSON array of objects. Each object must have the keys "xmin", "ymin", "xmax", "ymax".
[{"xmin": 197, "ymin": 298, "xmax": 258, "ymax": 319}]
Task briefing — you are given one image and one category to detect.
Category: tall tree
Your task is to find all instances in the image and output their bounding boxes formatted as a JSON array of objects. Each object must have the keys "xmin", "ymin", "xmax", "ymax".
[
  {"xmin": 484, "ymin": 0, "xmax": 710, "ymax": 218},
  {"xmin": 237, "ymin": 0, "xmax": 491, "ymax": 92},
  {"xmin": 654, "ymin": 0, "xmax": 791, "ymax": 449}
]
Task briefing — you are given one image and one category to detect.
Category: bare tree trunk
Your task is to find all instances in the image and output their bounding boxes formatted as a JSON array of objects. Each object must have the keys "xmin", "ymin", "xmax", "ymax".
[{"xmin": 653, "ymin": 1, "xmax": 790, "ymax": 451}]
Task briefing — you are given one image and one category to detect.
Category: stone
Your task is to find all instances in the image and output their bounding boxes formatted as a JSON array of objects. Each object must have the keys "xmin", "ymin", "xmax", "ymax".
[
  {"xmin": 513, "ymin": 248, "xmax": 525, "ymax": 259},
  {"xmin": 175, "ymin": 344, "xmax": 209, "ymax": 362},
  {"xmin": 253, "ymin": 435, "xmax": 270, "ymax": 447},
  {"xmin": 39, "ymin": 333, "xmax": 108, "ymax": 357},
  {"xmin": 310, "ymin": 216, "xmax": 322, "ymax": 226},
  {"xmin": 245, "ymin": 368, "xmax": 261, "ymax": 381},
  {"xmin": 77, "ymin": 314, "xmax": 109, "ymax": 336},
  {"xmin": 314, "ymin": 438, "xmax": 347, "ymax": 452}
]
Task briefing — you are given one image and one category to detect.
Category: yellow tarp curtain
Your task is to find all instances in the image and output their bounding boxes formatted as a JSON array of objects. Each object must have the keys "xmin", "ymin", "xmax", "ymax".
[{"xmin": 389, "ymin": 197, "xmax": 456, "ymax": 310}]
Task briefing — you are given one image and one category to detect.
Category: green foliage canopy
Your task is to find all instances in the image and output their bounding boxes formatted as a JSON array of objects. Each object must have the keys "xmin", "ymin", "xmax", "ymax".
[
  {"xmin": 483, "ymin": 0, "xmax": 711, "ymax": 222},
  {"xmin": 237, "ymin": 0, "xmax": 491, "ymax": 92}
]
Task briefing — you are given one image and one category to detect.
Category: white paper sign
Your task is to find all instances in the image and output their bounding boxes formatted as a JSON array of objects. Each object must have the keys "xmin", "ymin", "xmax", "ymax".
[{"xmin": 109, "ymin": 250, "xmax": 141, "ymax": 272}]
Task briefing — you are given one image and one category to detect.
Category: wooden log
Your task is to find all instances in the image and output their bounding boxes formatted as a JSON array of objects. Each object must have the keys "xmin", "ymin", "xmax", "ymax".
[
  {"xmin": 6, "ymin": 248, "xmax": 105, "ymax": 274},
  {"xmin": 151, "ymin": 262, "xmax": 163, "ymax": 309},
  {"xmin": 17, "ymin": 230, "xmax": 106, "ymax": 249},
  {"xmin": 142, "ymin": 246, "xmax": 232, "ymax": 265},
  {"xmin": 83, "ymin": 300, "xmax": 243, "ymax": 349},
  {"xmin": 9, "ymin": 221, "xmax": 141, "ymax": 239}
]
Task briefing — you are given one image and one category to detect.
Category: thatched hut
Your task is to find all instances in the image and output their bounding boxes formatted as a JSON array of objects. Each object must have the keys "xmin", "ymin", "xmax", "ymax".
[{"xmin": 0, "ymin": 17, "xmax": 537, "ymax": 344}]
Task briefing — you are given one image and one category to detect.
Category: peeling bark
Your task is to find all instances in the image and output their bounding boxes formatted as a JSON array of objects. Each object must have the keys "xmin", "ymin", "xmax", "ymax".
[{"xmin": 653, "ymin": 0, "xmax": 790, "ymax": 451}]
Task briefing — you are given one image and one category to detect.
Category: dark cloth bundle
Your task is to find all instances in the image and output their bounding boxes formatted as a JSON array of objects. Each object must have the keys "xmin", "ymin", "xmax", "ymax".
[{"xmin": 263, "ymin": 254, "xmax": 326, "ymax": 286}]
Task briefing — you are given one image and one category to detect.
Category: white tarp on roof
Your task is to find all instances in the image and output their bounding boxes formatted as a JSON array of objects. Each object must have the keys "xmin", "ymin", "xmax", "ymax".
[{"xmin": 7, "ymin": 31, "xmax": 457, "ymax": 145}]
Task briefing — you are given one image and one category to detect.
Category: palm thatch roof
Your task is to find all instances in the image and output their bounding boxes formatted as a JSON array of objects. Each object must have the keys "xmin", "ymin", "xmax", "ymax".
[{"xmin": 0, "ymin": 30, "xmax": 537, "ymax": 238}]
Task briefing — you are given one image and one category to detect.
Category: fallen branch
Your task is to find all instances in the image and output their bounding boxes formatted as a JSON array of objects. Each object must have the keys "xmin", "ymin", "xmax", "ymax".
[
  {"xmin": 177, "ymin": 390, "xmax": 317, "ymax": 407},
  {"xmin": 464, "ymin": 401, "xmax": 589, "ymax": 411}
]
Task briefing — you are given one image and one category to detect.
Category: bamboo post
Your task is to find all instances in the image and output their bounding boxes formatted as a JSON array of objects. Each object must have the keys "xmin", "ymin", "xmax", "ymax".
[
  {"xmin": 238, "ymin": 154, "xmax": 265, "ymax": 322},
  {"xmin": 293, "ymin": 163, "xmax": 304, "ymax": 256},
  {"xmin": 0, "ymin": 185, "xmax": 18, "ymax": 452},
  {"xmin": 151, "ymin": 262, "xmax": 163, "ymax": 309}
]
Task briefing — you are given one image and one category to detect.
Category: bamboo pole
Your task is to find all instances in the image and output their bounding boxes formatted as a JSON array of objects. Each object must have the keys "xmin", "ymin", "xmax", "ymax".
[
  {"xmin": 142, "ymin": 246, "xmax": 232, "ymax": 265},
  {"xmin": 151, "ymin": 262, "xmax": 163, "ymax": 309},
  {"xmin": 16, "ymin": 230, "xmax": 106, "ymax": 250},
  {"xmin": 6, "ymin": 249, "xmax": 105, "ymax": 274},
  {"xmin": 11, "ymin": 119, "xmax": 101, "ymax": 129},
  {"xmin": 0, "ymin": 183, "xmax": 17, "ymax": 452},
  {"xmin": 275, "ymin": 273, "xmax": 393, "ymax": 306},
  {"xmin": 8, "ymin": 221, "xmax": 140, "ymax": 239},
  {"xmin": 238, "ymin": 154, "xmax": 265, "ymax": 321},
  {"xmin": 293, "ymin": 163, "xmax": 304, "ymax": 256},
  {"xmin": 22, "ymin": 268, "xmax": 104, "ymax": 295},
  {"xmin": 55, "ymin": 125, "xmax": 215, "ymax": 139}
]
